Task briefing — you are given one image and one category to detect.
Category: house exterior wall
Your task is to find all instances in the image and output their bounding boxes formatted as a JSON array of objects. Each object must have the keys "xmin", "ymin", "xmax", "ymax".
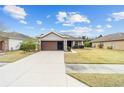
[
  {"xmin": 37, "ymin": 32, "xmax": 83, "ymax": 51},
  {"xmin": 0, "ymin": 37, "xmax": 9, "ymax": 51},
  {"xmin": 92, "ymin": 42, "xmax": 100, "ymax": 48},
  {"xmin": 92, "ymin": 40, "xmax": 124, "ymax": 50},
  {"xmin": 72, "ymin": 41, "xmax": 83, "ymax": 46},
  {"xmin": 8, "ymin": 39, "xmax": 22, "ymax": 50},
  {"xmin": 4, "ymin": 39, "xmax": 9, "ymax": 51},
  {"xmin": 77, "ymin": 41, "xmax": 83, "ymax": 46},
  {"xmin": 40, "ymin": 33, "xmax": 64, "ymax": 41}
]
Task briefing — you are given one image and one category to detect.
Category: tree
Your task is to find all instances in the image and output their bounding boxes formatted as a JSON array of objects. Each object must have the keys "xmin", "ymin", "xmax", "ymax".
[
  {"xmin": 98, "ymin": 34, "xmax": 103, "ymax": 38},
  {"xmin": 83, "ymin": 37, "xmax": 92, "ymax": 47},
  {"xmin": 82, "ymin": 36, "xmax": 86, "ymax": 39},
  {"xmin": 20, "ymin": 39, "xmax": 36, "ymax": 52}
]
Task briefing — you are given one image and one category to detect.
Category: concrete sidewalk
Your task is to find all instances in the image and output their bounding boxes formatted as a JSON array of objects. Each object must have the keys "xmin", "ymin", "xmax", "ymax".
[
  {"xmin": 66, "ymin": 64, "xmax": 124, "ymax": 73},
  {"xmin": 0, "ymin": 51, "xmax": 87, "ymax": 87}
]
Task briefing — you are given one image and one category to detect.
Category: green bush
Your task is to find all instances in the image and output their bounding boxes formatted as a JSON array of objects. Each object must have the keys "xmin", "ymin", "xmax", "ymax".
[
  {"xmin": 20, "ymin": 40, "xmax": 36, "ymax": 52},
  {"xmin": 84, "ymin": 41, "xmax": 91, "ymax": 47},
  {"xmin": 67, "ymin": 47, "xmax": 71, "ymax": 51},
  {"xmin": 107, "ymin": 46, "xmax": 113, "ymax": 49}
]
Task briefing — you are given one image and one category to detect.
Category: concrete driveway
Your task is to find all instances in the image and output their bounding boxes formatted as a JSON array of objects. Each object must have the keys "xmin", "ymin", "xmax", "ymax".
[
  {"xmin": 0, "ymin": 63, "xmax": 8, "ymax": 67},
  {"xmin": 0, "ymin": 51, "xmax": 87, "ymax": 87}
]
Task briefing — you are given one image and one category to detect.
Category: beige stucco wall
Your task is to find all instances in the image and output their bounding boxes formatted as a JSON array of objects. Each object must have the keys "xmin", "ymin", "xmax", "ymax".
[
  {"xmin": 92, "ymin": 42, "xmax": 99, "ymax": 48},
  {"xmin": 39, "ymin": 33, "xmax": 64, "ymax": 41},
  {"xmin": 8, "ymin": 39, "xmax": 22, "ymax": 50},
  {"xmin": 92, "ymin": 40, "xmax": 124, "ymax": 50},
  {"xmin": 38, "ymin": 33, "xmax": 83, "ymax": 51},
  {"xmin": 4, "ymin": 39, "xmax": 9, "ymax": 51}
]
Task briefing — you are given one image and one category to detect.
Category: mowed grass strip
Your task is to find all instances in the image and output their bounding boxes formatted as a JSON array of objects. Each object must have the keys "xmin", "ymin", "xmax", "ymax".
[
  {"xmin": 0, "ymin": 51, "xmax": 35, "ymax": 63},
  {"xmin": 65, "ymin": 48, "xmax": 124, "ymax": 64},
  {"xmin": 68, "ymin": 73, "xmax": 124, "ymax": 87}
]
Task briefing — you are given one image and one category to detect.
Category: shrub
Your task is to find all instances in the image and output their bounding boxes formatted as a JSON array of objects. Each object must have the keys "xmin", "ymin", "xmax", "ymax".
[
  {"xmin": 20, "ymin": 40, "xmax": 36, "ymax": 52},
  {"xmin": 84, "ymin": 41, "xmax": 91, "ymax": 47},
  {"xmin": 78, "ymin": 45, "xmax": 84, "ymax": 48},
  {"xmin": 107, "ymin": 46, "xmax": 113, "ymax": 49},
  {"xmin": 67, "ymin": 47, "xmax": 71, "ymax": 51},
  {"xmin": 72, "ymin": 45, "xmax": 78, "ymax": 49}
]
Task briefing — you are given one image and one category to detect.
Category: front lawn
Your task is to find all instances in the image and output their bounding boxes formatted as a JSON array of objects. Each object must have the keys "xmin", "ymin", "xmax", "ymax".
[
  {"xmin": 65, "ymin": 48, "xmax": 124, "ymax": 64},
  {"xmin": 68, "ymin": 73, "xmax": 124, "ymax": 87},
  {"xmin": 0, "ymin": 51, "xmax": 35, "ymax": 63}
]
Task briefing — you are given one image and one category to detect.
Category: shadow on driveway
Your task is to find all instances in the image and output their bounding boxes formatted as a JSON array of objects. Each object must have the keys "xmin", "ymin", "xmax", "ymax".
[{"xmin": 0, "ymin": 63, "xmax": 8, "ymax": 67}]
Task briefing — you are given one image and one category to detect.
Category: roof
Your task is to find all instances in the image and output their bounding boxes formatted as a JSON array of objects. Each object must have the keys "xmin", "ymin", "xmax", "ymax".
[
  {"xmin": 59, "ymin": 33, "xmax": 82, "ymax": 40},
  {"xmin": 0, "ymin": 31, "xmax": 32, "ymax": 40},
  {"xmin": 37, "ymin": 31, "xmax": 83, "ymax": 41},
  {"xmin": 37, "ymin": 31, "xmax": 65, "ymax": 39},
  {"xmin": 91, "ymin": 33, "xmax": 124, "ymax": 43}
]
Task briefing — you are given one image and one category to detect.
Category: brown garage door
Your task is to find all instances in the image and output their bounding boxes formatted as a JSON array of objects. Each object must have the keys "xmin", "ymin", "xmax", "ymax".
[{"xmin": 41, "ymin": 41, "xmax": 57, "ymax": 50}]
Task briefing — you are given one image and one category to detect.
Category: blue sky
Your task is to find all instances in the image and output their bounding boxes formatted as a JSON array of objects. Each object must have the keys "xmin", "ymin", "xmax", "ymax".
[{"xmin": 0, "ymin": 5, "xmax": 124, "ymax": 37}]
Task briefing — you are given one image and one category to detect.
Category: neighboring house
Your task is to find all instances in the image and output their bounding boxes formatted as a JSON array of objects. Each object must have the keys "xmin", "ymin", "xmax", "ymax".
[
  {"xmin": 0, "ymin": 31, "xmax": 32, "ymax": 51},
  {"xmin": 91, "ymin": 33, "xmax": 124, "ymax": 50},
  {"xmin": 37, "ymin": 31, "xmax": 83, "ymax": 51}
]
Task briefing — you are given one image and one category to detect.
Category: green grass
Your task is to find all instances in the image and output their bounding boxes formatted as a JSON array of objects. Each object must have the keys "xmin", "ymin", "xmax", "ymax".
[
  {"xmin": 65, "ymin": 48, "xmax": 124, "ymax": 64},
  {"xmin": 68, "ymin": 73, "xmax": 124, "ymax": 87},
  {"xmin": 0, "ymin": 51, "xmax": 35, "ymax": 63}
]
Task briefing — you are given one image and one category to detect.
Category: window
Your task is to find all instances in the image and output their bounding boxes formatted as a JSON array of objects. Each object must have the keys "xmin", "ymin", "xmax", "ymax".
[{"xmin": 75, "ymin": 41, "xmax": 78, "ymax": 46}]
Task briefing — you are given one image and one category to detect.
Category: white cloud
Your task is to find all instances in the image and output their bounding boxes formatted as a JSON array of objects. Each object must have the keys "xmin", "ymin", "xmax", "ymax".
[
  {"xmin": 36, "ymin": 20, "xmax": 42, "ymax": 25},
  {"xmin": 40, "ymin": 28, "xmax": 45, "ymax": 31},
  {"xmin": 40, "ymin": 28, "xmax": 55, "ymax": 31},
  {"xmin": 3, "ymin": 5, "xmax": 27, "ymax": 20},
  {"xmin": 50, "ymin": 28, "xmax": 55, "ymax": 31},
  {"xmin": 20, "ymin": 20, "xmax": 27, "ymax": 24},
  {"xmin": 106, "ymin": 24, "xmax": 112, "ymax": 28},
  {"xmin": 69, "ymin": 13, "xmax": 90, "ymax": 23},
  {"xmin": 56, "ymin": 11, "xmax": 67, "ymax": 22},
  {"xmin": 95, "ymin": 28, "xmax": 104, "ymax": 32},
  {"xmin": 62, "ymin": 23, "xmax": 73, "ymax": 26},
  {"xmin": 95, "ymin": 25, "xmax": 104, "ymax": 32},
  {"xmin": 46, "ymin": 15, "xmax": 51, "ymax": 18},
  {"xmin": 56, "ymin": 11, "xmax": 90, "ymax": 26},
  {"xmin": 96, "ymin": 25, "xmax": 102, "ymax": 28},
  {"xmin": 106, "ymin": 18, "xmax": 112, "ymax": 22},
  {"xmin": 61, "ymin": 26, "xmax": 92, "ymax": 36},
  {"xmin": 112, "ymin": 12, "xmax": 124, "ymax": 21}
]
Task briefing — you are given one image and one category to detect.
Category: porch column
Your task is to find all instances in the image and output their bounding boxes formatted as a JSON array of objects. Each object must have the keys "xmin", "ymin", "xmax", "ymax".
[
  {"xmin": 64, "ymin": 40, "xmax": 67, "ymax": 51},
  {"xmin": 38, "ymin": 39, "xmax": 41, "ymax": 51},
  {"xmin": 4, "ymin": 40, "xmax": 8, "ymax": 51},
  {"xmin": 72, "ymin": 41, "xmax": 75, "ymax": 46}
]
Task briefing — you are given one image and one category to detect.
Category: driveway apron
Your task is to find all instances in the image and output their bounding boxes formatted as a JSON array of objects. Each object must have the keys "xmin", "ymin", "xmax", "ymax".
[{"xmin": 0, "ymin": 51, "xmax": 86, "ymax": 87}]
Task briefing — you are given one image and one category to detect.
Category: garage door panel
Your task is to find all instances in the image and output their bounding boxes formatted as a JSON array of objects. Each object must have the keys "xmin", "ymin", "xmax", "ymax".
[{"xmin": 41, "ymin": 41, "xmax": 57, "ymax": 50}]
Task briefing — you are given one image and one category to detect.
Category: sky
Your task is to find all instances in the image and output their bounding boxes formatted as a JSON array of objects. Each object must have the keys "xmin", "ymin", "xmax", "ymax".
[{"xmin": 0, "ymin": 5, "xmax": 124, "ymax": 37}]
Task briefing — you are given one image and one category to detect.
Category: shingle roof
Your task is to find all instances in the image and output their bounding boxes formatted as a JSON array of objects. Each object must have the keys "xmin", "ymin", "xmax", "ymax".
[
  {"xmin": 59, "ymin": 33, "xmax": 82, "ymax": 40},
  {"xmin": 37, "ymin": 31, "xmax": 83, "ymax": 41},
  {"xmin": 91, "ymin": 33, "xmax": 124, "ymax": 43},
  {"xmin": 0, "ymin": 31, "xmax": 32, "ymax": 40}
]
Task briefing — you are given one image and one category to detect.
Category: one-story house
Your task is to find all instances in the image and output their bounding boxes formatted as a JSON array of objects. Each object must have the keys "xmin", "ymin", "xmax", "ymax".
[
  {"xmin": 37, "ymin": 31, "xmax": 83, "ymax": 51},
  {"xmin": 0, "ymin": 31, "xmax": 32, "ymax": 51},
  {"xmin": 91, "ymin": 33, "xmax": 124, "ymax": 50}
]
